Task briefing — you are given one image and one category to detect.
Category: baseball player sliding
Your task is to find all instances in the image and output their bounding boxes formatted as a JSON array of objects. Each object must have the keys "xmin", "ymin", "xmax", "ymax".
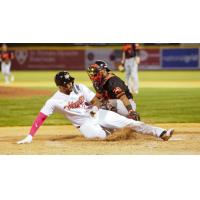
[
  {"xmin": 17, "ymin": 71, "xmax": 174, "ymax": 144},
  {"xmin": 87, "ymin": 60, "xmax": 140, "ymax": 121}
]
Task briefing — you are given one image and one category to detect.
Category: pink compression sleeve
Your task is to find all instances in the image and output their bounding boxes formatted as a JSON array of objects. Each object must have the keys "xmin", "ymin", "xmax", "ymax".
[{"xmin": 29, "ymin": 112, "xmax": 48, "ymax": 136}]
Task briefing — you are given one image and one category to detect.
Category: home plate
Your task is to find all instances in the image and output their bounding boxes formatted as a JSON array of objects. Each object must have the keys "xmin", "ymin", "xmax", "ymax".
[{"xmin": 170, "ymin": 137, "xmax": 183, "ymax": 141}]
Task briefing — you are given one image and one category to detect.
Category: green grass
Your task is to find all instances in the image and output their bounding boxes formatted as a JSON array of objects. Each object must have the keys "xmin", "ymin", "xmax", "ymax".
[
  {"xmin": 0, "ymin": 70, "xmax": 200, "ymax": 126},
  {"xmin": 1, "ymin": 70, "xmax": 200, "ymax": 83},
  {"xmin": 0, "ymin": 96, "xmax": 69, "ymax": 126},
  {"xmin": 135, "ymin": 88, "xmax": 200, "ymax": 123},
  {"xmin": 135, "ymin": 71, "xmax": 200, "ymax": 81}
]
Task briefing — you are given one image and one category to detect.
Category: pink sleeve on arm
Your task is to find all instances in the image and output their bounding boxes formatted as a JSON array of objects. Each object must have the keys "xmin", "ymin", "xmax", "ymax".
[{"xmin": 29, "ymin": 112, "xmax": 47, "ymax": 136}]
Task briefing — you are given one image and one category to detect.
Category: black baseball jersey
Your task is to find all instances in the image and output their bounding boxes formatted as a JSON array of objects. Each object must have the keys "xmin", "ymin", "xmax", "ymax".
[
  {"xmin": 122, "ymin": 43, "xmax": 140, "ymax": 59},
  {"xmin": 103, "ymin": 76, "xmax": 133, "ymax": 99},
  {"xmin": 0, "ymin": 51, "xmax": 14, "ymax": 62}
]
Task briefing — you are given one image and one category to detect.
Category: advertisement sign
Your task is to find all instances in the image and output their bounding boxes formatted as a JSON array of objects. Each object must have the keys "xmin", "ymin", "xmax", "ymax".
[
  {"xmin": 12, "ymin": 49, "xmax": 85, "ymax": 70},
  {"xmin": 85, "ymin": 48, "xmax": 120, "ymax": 70},
  {"xmin": 162, "ymin": 48, "xmax": 199, "ymax": 68},
  {"xmin": 140, "ymin": 49, "xmax": 161, "ymax": 69}
]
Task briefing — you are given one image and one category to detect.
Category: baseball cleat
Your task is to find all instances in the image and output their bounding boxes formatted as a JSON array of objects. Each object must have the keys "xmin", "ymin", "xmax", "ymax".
[
  {"xmin": 160, "ymin": 128, "xmax": 174, "ymax": 141},
  {"xmin": 17, "ymin": 135, "xmax": 33, "ymax": 144}
]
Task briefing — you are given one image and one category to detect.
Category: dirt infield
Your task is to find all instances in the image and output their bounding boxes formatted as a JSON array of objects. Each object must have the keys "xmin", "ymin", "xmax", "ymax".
[
  {"xmin": 0, "ymin": 86, "xmax": 52, "ymax": 98},
  {"xmin": 0, "ymin": 123, "xmax": 200, "ymax": 155}
]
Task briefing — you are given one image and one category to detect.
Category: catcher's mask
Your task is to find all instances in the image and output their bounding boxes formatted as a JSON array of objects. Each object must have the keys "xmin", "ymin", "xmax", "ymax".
[
  {"xmin": 55, "ymin": 71, "xmax": 75, "ymax": 86},
  {"xmin": 87, "ymin": 60, "xmax": 110, "ymax": 82}
]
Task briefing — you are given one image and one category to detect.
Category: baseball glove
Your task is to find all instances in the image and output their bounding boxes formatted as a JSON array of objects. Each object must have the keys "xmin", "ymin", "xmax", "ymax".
[
  {"xmin": 128, "ymin": 110, "xmax": 141, "ymax": 121},
  {"xmin": 118, "ymin": 64, "xmax": 125, "ymax": 72}
]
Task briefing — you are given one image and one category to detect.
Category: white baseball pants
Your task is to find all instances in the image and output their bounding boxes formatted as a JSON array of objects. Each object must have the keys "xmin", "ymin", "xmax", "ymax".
[
  {"xmin": 108, "ymin": 99, "xmax": 136, "ymax": 116},
  {"xmin": 124, "ymin": 57, "xmax": 139, "ymax": 94},
  {"xmin": 1, "ymin": 61, "xmax": 11, "ymax": 75},
  {"xmin": 79, "ymin": 109, "xmax": 165, "ymax": 139}
]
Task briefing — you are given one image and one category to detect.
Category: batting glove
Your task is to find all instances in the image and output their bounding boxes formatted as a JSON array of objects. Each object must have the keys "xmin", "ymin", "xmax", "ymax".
[{"xmin": 17, "ymin": 135, "xmax": 33, "ymax": 144}]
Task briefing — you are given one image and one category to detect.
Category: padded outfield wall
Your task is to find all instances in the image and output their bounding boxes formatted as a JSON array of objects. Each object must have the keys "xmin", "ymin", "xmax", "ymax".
[{"xmin": 10, "ymin": 45, "xmax": 200, "ymax": 70}]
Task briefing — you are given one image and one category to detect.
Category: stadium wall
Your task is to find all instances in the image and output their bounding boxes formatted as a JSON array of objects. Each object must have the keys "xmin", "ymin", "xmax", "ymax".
[{"xmin": 11, "ymin": 45, "xmax": 200, "ymax": 70}]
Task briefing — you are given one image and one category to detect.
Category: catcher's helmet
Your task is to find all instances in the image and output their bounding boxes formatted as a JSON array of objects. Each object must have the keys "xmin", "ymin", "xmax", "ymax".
[
  {"xmin": 87, "ymin": 60, "xmax": 110, "ymax": 81},
  {"xmin": 55, "ymin": 71, "xmax": 75, "ymax": 86}
]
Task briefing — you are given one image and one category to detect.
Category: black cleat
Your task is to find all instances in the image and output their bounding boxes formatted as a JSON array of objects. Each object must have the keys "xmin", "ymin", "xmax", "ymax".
[{"xmin": 160, "ymin": 129, "xmax": 174, "ymax": 141}]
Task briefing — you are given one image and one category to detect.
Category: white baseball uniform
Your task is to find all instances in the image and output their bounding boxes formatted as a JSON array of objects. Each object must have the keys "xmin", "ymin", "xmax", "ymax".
[{"xmin": 40, "ymin": 83, "xmax": 166, "ymax": 139}]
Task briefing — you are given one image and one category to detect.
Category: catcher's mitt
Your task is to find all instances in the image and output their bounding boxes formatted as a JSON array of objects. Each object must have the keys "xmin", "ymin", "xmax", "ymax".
[
  {"xmin": 128, "ymin": 110, "xmax": 141, "ymax": 121},
  {"xmin": 118, "ymin": 64, "xmax": 125, "ymax": 72}
]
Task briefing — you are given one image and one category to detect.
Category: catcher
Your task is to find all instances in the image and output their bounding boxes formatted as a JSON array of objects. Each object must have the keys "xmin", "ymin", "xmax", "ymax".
[{"xmin": 87, "ymin": 60, "xmax": 140, "ymax": 121}]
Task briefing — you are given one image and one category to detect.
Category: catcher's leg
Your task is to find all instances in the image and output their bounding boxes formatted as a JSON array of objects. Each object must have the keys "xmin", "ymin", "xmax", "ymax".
[{"xmin": 109, "ymin": 99, "xmax": 136, "ymax": 117}]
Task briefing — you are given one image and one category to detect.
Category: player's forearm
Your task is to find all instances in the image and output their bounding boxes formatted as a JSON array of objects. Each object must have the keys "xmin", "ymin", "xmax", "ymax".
[
  {"xmin": 29, "ymin": 112, "xmax": 48, "ymax": 136},
  {"xmin": 119, "ymin": 94, "xmax": 135, "ymax": 112},
  {"xmin": 121, "ymin": 52, "xmax": 125, "ymax": 64},
  {"xmin": 90, "ymin": 96, "xmax": 102, "ymax": 108}
]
